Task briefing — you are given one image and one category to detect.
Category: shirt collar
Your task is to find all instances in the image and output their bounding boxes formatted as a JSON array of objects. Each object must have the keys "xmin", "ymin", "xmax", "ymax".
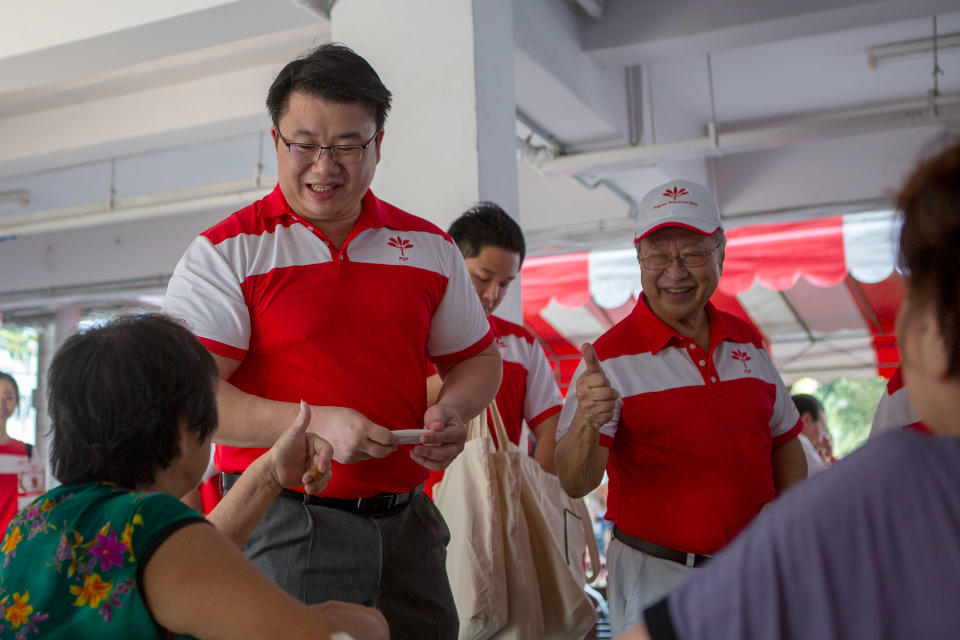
[
  {"xmin": 707, "ymin": 301, "xmax": 762, "ymax": 348},
  {"xmin": 259, "ymin": 184, "xmax": 389, "ymax": 234},
  {"xmin": 629, "ymin": 294, "xmax": 759, "ymax": 355}
]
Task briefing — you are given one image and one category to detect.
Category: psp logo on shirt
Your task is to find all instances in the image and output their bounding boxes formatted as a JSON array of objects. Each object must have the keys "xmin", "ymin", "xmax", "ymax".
[
  {"xmin": 731, "ymin": 348, "xmax": 752, "ymax": 375},
  {"xmin": 387, "ymin": 236, "xmax": 413, "ymax": 262}
]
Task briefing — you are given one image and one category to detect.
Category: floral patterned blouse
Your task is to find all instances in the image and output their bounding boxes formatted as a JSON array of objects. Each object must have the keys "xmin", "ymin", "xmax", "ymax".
[{"xmin": 0, "ymin": 482, "xmax": 205, "ymax": 639}]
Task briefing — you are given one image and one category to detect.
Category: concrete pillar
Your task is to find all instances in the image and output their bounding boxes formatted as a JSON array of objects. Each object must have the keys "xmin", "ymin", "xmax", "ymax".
[
  {"xmin": 34, "ymin": 320, "xmax": 57, "ymax": 491},
  {"xmin": 331, "ymin": 0, "xmax": 522, "ymax": 321},
  {"xmin": 37, "ymin": 306, "xmax": 84, "ymax": 490}
]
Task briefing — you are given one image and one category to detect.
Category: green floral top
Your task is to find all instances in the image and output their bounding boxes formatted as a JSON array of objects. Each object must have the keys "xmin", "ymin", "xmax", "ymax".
[{"xmin": 0, "ymin": 482, "xmax": 205, "ymax": 639}]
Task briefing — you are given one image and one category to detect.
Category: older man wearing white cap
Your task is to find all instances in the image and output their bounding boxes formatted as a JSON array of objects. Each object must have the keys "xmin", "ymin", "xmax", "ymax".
[{"xmin": 554, "ymin": 179, "xmax": 807, "ymax": 635}]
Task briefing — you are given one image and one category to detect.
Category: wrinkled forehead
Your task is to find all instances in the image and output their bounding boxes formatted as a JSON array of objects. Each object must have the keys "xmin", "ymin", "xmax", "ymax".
[{"xmin": 639, "ymin": 226, "xmax": 714, "ymax": 250}]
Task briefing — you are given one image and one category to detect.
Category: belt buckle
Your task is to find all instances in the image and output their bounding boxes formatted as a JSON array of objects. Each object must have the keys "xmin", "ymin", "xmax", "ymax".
[
  {"xmin": 377, "ymin": 493, "xmax": 399, "ymax": 512},
  {"xmin": 684, "ymin": 553, "xmax": 696, "ymax": 568},
  {"xmin": 357, "ymin": 493, "xmax": 399, "ymax": 515}
]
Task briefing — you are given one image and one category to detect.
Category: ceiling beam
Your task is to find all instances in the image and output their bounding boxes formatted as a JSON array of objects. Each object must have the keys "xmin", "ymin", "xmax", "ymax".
[{"xmin": 581, "ymin": 0, "xmax": 953, "ymax": 66}]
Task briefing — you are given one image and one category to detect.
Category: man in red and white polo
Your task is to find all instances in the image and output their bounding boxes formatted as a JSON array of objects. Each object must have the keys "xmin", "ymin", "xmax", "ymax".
[
  {"xmin": 554, "ymin": 180, "xmax": 806, "ymax": 636},
  {"xmin": 429, "ymin": 202, "xmax": 563, "ymax": 472},
  {"xmin": 164, "ymin": 44, "xmax": 501, "ymax": 639}
]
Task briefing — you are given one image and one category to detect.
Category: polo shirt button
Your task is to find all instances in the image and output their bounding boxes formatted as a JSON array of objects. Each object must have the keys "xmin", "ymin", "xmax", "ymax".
[
  {"xmin": 688, "ymin": 344, "xmax": 696, "ymax": 350},
  {"xmin": 710, "ymin": 376, "xmax": 717, "ymax": 383},
  {"xmin": 699, "ymin": 360, "xmax": 706, "ymax": 366}
]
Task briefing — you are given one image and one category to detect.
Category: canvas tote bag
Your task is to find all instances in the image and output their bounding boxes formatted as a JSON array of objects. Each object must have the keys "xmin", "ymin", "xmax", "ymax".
[
  {"xmin": 436, "ymin": 402, "xmax": 600, "ymax": 640},
  {"xmin": 485, "ymin": 403, "xmax": 598, "ymax": 640},
  {"xmin": 433, "ymin": 406, "xmax": 509, "ymax": 640},
  {"xmin": 515, "ymin": 447, "xmax": 599, "ymax": 638}
]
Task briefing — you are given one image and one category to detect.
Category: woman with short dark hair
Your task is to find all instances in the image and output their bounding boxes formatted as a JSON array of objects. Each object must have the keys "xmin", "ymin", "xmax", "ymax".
[{"xmin": 0, "ymin": 314, "xmax": 386, "ymax": 639}]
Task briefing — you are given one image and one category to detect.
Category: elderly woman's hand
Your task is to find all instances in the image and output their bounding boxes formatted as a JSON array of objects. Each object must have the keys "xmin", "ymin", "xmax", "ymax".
[{"xmin": 266, "ymin": 401, "xmax": 333, "ymax": 495}]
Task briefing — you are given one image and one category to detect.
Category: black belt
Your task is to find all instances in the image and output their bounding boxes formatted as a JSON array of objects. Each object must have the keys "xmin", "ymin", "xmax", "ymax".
[
  {"xmin": 613, "ymin": 526, "xmax": 711, "ymax": 568},
  {"xmin": 220, "ymin": 473, "xmax": 421, "ymax": 518}
]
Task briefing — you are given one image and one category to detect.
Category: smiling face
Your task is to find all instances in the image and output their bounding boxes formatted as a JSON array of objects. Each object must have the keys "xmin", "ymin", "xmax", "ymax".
[
  {"xmin": 0, "ymin": 378, "xmax": 17, "ymax": 425},
  {"xmin": 464, "ymin": 245, "xmax": 522, "ymax": 315},
  {"xmin": 637, "ymin": 226, "xmax": 723, "ymax": 333},
  {"xmin": 272, "ymin": 92, "xmax": 382, "ymax": 232}
]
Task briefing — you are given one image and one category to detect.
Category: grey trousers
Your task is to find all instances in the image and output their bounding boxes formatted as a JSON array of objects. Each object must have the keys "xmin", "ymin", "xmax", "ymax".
[{"xmin": 243, "ymin": 491, "xmax": 458, "ymax": 640}]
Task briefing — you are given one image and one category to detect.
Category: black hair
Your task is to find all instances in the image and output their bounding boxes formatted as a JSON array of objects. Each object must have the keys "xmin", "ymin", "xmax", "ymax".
[
  {"xmin": 897, "ymin": 139, "xmax": 960, "ymax": 378},
  {"xmin": 447, "ymin": 202, "xmax": 526, "ymax": 265},
  {"xmin": 48, "ymin": 314, "xmax": 218, "ymax": 489},
  {"xmin": 791, "ymin": 394, "xmax": 823, "ymax": 421},
  {"xmin": 0, "ymin": 372, "xmax": 19, "ymax": 407},
  {"xmin": 266, "ymin": 42, "xmax": 393, "ymax": 131}
]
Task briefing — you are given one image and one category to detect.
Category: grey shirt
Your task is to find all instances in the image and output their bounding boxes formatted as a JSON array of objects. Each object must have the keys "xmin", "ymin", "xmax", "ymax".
[{"xmin": 653, "ymin": 430, "xmax": 960, "ymax": 640}]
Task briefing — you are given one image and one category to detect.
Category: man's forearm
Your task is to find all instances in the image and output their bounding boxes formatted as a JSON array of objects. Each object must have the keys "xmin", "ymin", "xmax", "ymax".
[
  {"xmin": 214, "ymin": 380, "xmax": 300, "ymax": 448},
  {"xmin": 773, "ymin": 437, "xmax": 807, "ymax": 493},
  {"xmin": 205, "ymin": 453, "xmax": 280, "ymax": 547},
  {"xmin": 555, "ymin": 414, "xmax": 606, "ymax": 498},
  {"xmin": 435, "ymin": 346, "xmax": 502, "ymax": 421},
  {"xmin": 532, "ymin": 414, "xmax": 560, "ymax": 474}
]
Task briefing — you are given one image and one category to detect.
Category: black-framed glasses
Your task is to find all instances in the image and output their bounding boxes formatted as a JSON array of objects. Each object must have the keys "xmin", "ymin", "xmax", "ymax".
[
  {"xmin": 275, "ymin": 128, "xmax": 380, "ymax": 165},
  {"xmin": 639, "ymin": 244, "xmax": 722, "ymax": 270}
]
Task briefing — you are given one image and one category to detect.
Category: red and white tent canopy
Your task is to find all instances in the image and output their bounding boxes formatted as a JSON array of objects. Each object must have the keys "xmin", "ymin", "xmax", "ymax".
[{"xmin": 522, "ymin": 211, "xmax": 903, "ymax": 393}]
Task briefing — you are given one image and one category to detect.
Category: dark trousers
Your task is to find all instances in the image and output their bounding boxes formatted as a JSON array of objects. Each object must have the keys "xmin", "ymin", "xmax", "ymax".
[{"xmin": 243, "ymin": 491, "xmax": 459, "ymax": 640}]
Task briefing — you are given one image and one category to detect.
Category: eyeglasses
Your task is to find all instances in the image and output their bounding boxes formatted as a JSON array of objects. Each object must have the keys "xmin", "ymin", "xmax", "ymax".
[
  {"xmin": 275, "ymin": 128, "xmax": 380, "ymax": 165},
  {"xmin": 639, "ymin": 244, "xmax": 722, "ymax": 270}
]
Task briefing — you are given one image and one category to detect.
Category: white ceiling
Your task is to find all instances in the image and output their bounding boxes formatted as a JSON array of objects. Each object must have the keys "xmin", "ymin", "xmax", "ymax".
[{"xmin": 1, "ymin": 0, "xmax": 960, "ymax": 317}]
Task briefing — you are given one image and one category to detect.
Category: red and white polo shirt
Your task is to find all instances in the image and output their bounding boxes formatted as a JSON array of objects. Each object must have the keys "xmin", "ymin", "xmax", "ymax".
[
  {"xmin": 164, "ymin": 186, "xmax": 492, "ymax": 498},
  {"xmin": 869, "ymin": 366, "xmax": 929, "ymax": 436},
  {"xmin": 557, "ymin": 297, "xmax": 801, "ymax": 555},
  {"xmin": 487, "ymin": 315, "xmax": 563, "ymax": 446},
  {"xmin": 423, "ymin": 314, "xmax": 562, "ymax": 498},
  {"xmin": 425, "ymin": 314, "xmax": 561, "ymax": 446},
  {"xmin": 0, "ymin": 439, "xmax": 32, "ymax": 534}
]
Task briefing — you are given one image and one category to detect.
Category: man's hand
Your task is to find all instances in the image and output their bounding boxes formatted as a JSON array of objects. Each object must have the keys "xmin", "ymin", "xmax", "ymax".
[
  {"xmin": 575, "ymin": 343, "xmax": 619, "ymax": 430},
  {"xmin": 310, "ymin": 600, "xmax": 389, "ymax": 640},
  {"xmin": 266, "ymin": 402, "xmax": 334, "ymax": 494},
  {"xmin": 410, "ymin": 403, "xmax": 467, "ymax": 471},
  {"xmin": 308, "ymin": 405, "xmax": 399, "ymax": 465}
]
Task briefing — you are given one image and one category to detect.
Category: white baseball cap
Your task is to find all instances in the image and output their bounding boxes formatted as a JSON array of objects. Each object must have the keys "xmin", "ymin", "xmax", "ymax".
[{"xmin": 634, "ymin": 179, "xmax": 722, "ymax": 243}]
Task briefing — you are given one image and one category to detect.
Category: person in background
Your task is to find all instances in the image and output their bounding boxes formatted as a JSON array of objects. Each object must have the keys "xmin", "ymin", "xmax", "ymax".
[
  {"xmin": 554, "ymin": 179, "xmax": 806, "ymax": 636},
  {"xmin": 0, "ymin": 314, "xmax": 386, "ymax": 639},
  {"xmin": 163, "ymin": 43, "xmax": 500, "ymax": 637},
  {"xmin": 618, "ymin": 139, "xmax": 960, "ymax": 640},
  {"xmin": 791, "ymin": 394, "xmax": 832, "ymax": 475},
  {"xmin": 427, "ymin": 202, "xmax": 563, "ymax": 473},
  {"xmin": 0, "ymin": 371, "xmax": 31, "ymax": 534},
  {"xmin": 870, "ymin": 365, "xmax": 930, "ymax": 437}
]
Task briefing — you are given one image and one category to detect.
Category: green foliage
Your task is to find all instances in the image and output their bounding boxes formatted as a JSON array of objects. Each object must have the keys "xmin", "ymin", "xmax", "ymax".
[
  {"xmin": 0, "ymin": 327, "xmax": 38, "ymax": 363},
  {"xmin": 790, "ymin": 377, "xmax": 887, "ymax": 458}
]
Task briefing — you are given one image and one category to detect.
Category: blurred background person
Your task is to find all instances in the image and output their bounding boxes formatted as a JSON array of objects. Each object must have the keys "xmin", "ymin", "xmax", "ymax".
[
  {"xmin": 791, "ymin": 394, "xmax": 833, "ymax": 475},
  {"xmin": 0, "ymin": 372, "xmax": 32, "ymax": 534}
]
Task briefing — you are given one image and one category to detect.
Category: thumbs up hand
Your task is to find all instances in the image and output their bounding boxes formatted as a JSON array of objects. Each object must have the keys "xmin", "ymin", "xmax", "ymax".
[
  {"xmin": 575, "ymin": 343, "xmax": 619, "ymax": 430},
  {"xmin": 582, "ymin": 342, "xmax": 604, "ymax": 375}
]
